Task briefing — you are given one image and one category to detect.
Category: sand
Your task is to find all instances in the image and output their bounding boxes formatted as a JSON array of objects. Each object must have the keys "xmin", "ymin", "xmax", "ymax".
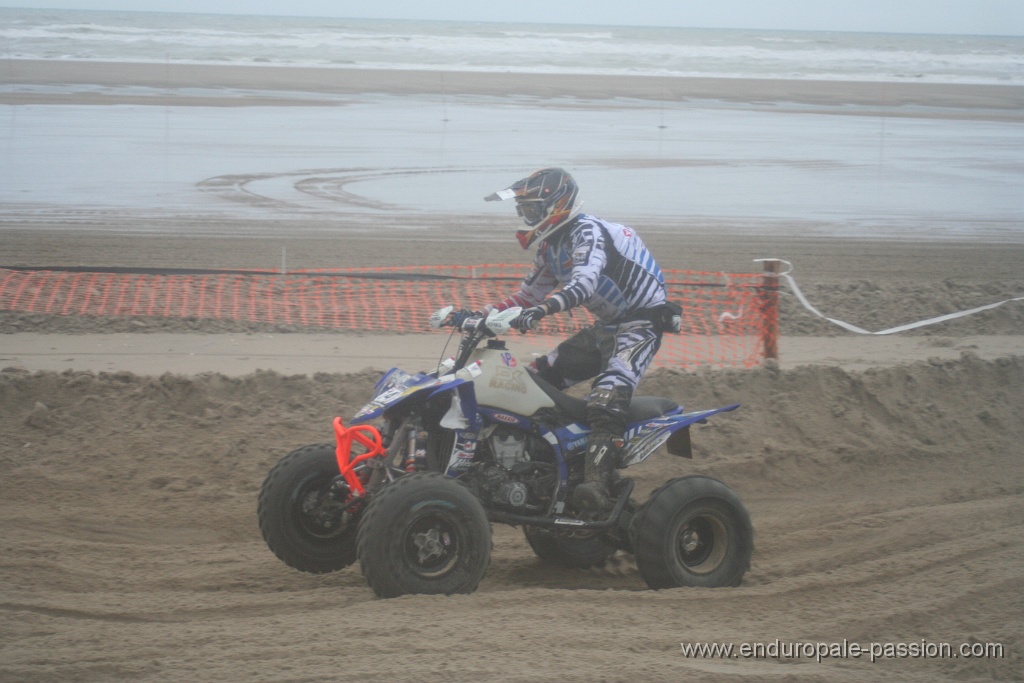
[
  {"xmin": 6, "ymin": 59, "xmax": 1024, "ymax": 114},
  {"xmin": 1, "ymin": 61, "xmax": 1023, "ymax": 682}
]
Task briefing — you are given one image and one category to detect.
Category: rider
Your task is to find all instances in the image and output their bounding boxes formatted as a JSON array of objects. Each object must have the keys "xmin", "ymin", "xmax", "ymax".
[{"xmin": 483, "ymin": 168, "xmax": 670, "ymax": 513}]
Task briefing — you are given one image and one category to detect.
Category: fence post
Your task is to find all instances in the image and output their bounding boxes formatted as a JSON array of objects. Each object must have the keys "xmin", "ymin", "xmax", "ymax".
[{"xmin": 761, "ymin": 259, "xmax": 781, "ymax": 361}]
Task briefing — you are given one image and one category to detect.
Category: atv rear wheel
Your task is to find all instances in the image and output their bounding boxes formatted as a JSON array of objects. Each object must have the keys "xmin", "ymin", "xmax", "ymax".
[
  {"xmin": 257, "ymin": 444, "xmax": 360, "ymax": 574},
  {"xmin": 632, "ymin": 476, "xmax": 753, "ymax": 589},
  {"xmin": 523, "ymin": 526, "xmax": 617, "ymax": 569},
  {"xmin": 357, "ymin": 472, "xmax": 491, "ymax": 598}
]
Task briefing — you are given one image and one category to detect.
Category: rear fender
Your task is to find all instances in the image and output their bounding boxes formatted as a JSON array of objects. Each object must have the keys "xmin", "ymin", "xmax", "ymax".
[{"xmin": 620, "ymin": 404, "xmax": 740, "ymax": 468}]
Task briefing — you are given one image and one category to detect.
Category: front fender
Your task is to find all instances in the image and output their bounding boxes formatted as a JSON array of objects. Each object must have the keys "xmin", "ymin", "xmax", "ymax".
[{"xmin": 351, "ymin": 369, "xmax": 468, "ymax": 424}]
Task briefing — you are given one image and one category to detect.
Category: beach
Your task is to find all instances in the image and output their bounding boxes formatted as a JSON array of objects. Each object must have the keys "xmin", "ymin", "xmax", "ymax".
[
  {"xmin": 2, "ymin": 59, "xmax": 1023, "ymax": 682},
  {"xmin": 4, "ymin": 61, "xmax": 1024, "ymax": 241},
  {"xmin": 6, "ymin": 59, "xmax": 1024, "ymax": 111}
]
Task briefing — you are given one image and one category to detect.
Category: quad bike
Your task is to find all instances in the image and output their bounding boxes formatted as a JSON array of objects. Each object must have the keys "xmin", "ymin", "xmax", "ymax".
[{"xmin": 258, "ymin": 306, "xmax": 753, "ymax": 598}]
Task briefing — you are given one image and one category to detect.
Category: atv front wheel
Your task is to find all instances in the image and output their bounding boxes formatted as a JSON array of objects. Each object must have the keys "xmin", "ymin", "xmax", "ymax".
[
  {"xmin": 632, "ymin": 476, "xmax": 753, "ymax": 589},
  {"xmin": 258, "ymin": 444, "xmax": 361, "ymax": 573},
  {"xmin": 357, "ymin": 472, "xmax": 491, "ymax": 598}
]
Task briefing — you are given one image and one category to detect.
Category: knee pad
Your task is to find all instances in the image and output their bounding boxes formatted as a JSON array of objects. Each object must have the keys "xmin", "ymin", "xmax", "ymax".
[{"xmin": 585, "ymin": 386, "xmax": 632, "ymax": 434}]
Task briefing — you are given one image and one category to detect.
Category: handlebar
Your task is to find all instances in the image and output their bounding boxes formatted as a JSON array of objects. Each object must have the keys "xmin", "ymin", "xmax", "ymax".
[
  {"xmin": 427, "ymin": 306, "xmax": 523, "ymax": 373},
  {"xmin": 430, "ymin": 306, "xmax": 523, "ymax": 336}
]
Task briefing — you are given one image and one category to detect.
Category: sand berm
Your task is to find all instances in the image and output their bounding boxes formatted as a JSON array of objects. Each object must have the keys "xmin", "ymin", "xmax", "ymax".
[{"xmin": 0, "ymin": 346, "xmax": 1021, "ymax": 681}]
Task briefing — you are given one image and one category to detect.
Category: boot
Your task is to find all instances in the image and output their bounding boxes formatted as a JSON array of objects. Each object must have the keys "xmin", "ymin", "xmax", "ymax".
[{"xmin": 573, "ymin": 435, "xmax": 622, "ymax": 513}]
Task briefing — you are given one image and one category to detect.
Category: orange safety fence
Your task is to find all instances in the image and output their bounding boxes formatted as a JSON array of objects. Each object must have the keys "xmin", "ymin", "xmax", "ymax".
[{"xmin": 0, "ymin": 264, "xmax": 776, "ymax": 370}]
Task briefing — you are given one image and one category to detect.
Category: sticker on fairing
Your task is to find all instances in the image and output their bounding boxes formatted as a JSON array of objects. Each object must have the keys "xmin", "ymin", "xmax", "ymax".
[
  {"xmin": 353, "ymin": 371, "xmax": 436, "ymax": 419},
  {"xmin": 445, "ymin": 431, "xmax": 478, "ymax": 473}
]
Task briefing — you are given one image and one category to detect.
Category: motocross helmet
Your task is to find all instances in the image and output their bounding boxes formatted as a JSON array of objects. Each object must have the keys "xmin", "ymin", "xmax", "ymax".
[{"xmin": 485, "ymin": 168, "xmax": 582, "ymax": 249}]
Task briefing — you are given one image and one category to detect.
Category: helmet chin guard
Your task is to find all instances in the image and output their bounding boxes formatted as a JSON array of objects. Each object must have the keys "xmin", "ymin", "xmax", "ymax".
[
  {"xmin": 485, "ymin": 168, "xmax": 582, "ymax": 249},
  {"xmin": 514, "ymin": 229, "xmax": 533, "ymax": 250}
]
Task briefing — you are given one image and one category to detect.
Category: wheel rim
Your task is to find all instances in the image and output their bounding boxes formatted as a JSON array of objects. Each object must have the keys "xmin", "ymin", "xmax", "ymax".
[
  {"xmin": 674, "ymin": 511, "xmax": 729, "ymax": 575},
  {"xmin": 293, "ymin": 474, "xmax": 349, "ymax": 539},
  {"xmin": 402, "ymin": 508, "xmax": 464, "ymax": 579}
]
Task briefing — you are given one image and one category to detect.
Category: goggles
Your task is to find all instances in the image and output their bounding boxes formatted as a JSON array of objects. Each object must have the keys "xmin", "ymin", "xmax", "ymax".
[{"xmin": 515, "ymin": 200, "xmax": 545, "ymax": 226}]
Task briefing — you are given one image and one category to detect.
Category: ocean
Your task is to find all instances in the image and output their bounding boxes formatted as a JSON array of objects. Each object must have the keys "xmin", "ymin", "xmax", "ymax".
[
  {"xmin": 2, "ymin": 7, "xmax": 1023, "ymax": 85},
  {"xmin": 1, "ymin": 8, "xmax": 1022, "ymax": 241}
]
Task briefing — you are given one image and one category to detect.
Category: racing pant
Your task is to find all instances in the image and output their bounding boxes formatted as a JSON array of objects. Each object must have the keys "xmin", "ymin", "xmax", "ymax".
[{"xmin": 530, "ymin": 318, "xmax": 663, "ymax": 445}]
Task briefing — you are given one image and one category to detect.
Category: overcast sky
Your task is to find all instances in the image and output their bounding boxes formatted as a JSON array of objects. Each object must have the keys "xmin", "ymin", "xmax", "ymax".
[{"xmin": 5, "ymin": 0, "xmax": 1024, "ymax": 35}]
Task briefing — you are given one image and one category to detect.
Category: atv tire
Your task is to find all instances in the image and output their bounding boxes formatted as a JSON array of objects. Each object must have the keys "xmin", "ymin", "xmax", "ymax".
[
  {"xmin": 357, "ymin": 472, "xmax": 491, "ymax": 598},
  {"xmin": 523, "ymin": 526, "xmax": 617, "ymax": 569},
  {"xmin": 258, "ymin": 444, "xmax": 360, "ymax": 574},
  {"xmin": 632, "ymin": 476, "xmax": 753, "ymax": 589}
]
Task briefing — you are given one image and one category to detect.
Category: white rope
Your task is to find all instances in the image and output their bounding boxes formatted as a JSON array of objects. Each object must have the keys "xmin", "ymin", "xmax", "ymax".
[{"xmin": 755, "ymin": 259, "xmax": 1024, "ymax": 336}]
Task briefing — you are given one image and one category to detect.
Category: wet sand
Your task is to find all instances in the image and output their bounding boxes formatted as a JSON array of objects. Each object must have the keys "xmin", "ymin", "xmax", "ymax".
[
  {"xmin": 4, "ymin": 60, "xmax": 1024, "ymax": 241},
  {"xmin": 4, "ymin": 59, "xmax": 1024, "ymax": 113}
]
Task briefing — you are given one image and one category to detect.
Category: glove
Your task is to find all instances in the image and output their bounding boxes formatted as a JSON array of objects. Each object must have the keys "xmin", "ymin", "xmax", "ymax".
[{"xmin": 513, "ymin": 306, "xmax": 546, "ymax": 333}]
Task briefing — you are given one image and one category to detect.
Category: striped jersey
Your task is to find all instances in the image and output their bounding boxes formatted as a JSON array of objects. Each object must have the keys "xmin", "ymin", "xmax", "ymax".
[{"xmin": 495, "ymin": 214, "xmax": 666, "ymax": 323}]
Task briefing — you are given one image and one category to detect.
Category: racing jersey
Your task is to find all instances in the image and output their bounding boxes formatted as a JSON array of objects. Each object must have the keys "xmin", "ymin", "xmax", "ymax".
[{"xmin": 494, "ymin": 214, "xmax": 667, "ymax": 324}]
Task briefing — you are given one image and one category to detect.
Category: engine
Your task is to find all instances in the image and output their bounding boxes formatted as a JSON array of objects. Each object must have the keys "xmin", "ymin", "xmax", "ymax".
[
  {"xmin": 463, "ymin": 425, "xmax": 556, "ymax": 513},
  {"xmin": 489, "ymin": 427, "xmax": 529, "ymax": 469}
]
